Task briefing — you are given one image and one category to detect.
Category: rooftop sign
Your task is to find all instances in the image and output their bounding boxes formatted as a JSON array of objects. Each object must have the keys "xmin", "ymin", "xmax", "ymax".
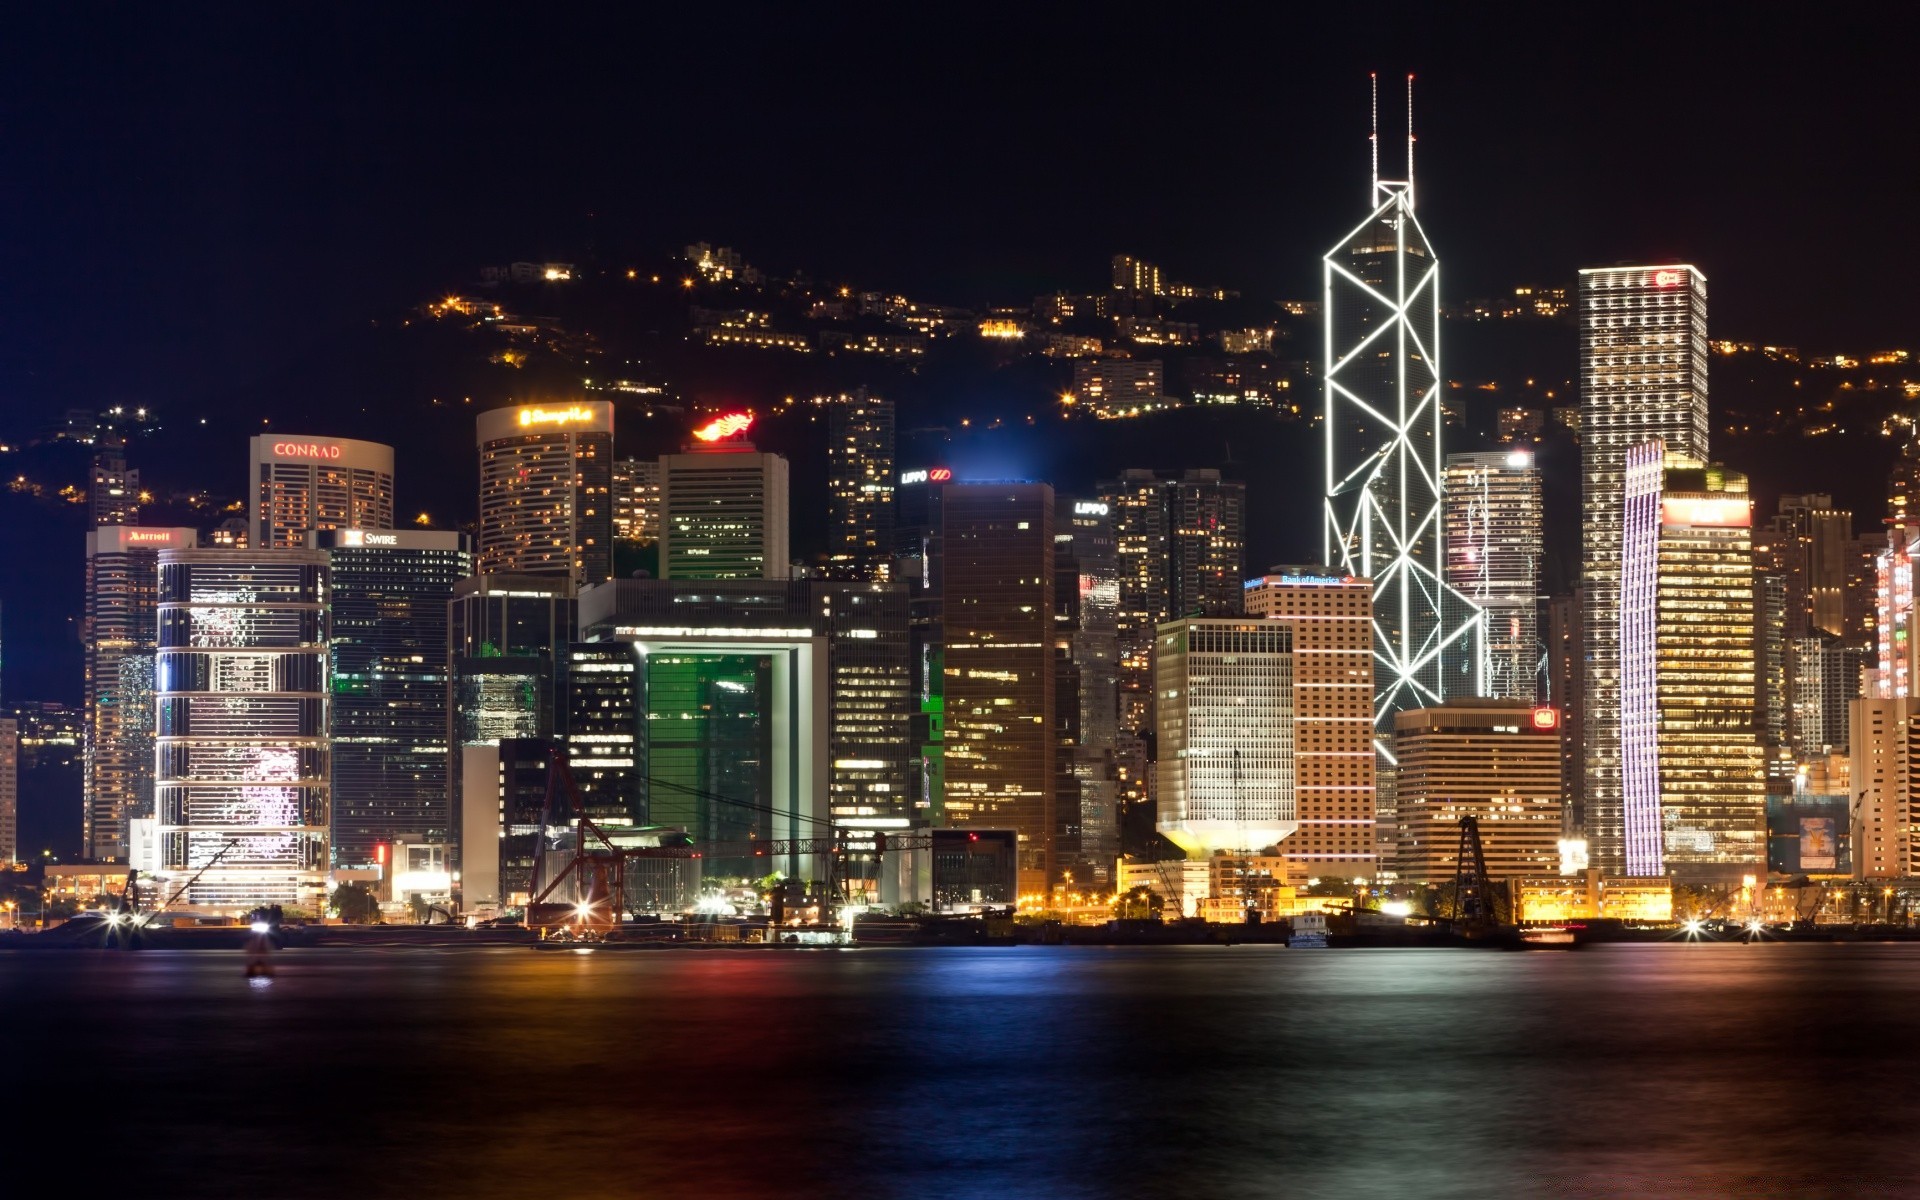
[{"xmin": 692, "ymin": 412, "xmax": 755, "ymax": 442}]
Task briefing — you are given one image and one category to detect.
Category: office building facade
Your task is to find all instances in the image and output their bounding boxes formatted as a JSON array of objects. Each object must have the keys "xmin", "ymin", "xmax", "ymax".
[
  {"xmin": 1392, "ymin": 700, "xmax": 1562, "ymax": 884},
  {"xmin": 1153, "ymin": 618, "xmax": 1296, "ymax": 856},
  {"xmin": 1579, "ymin": 264, "xmax": 1710, "ymax": 873},
  {"xmin": 611, "ymin": 458, "xmax": 662, "ymax": 545},
  {"xmin": 476, "ymin": 402, "xmax": 613, "ymax": 586},
  {"xmin": 155, "ymin": 548, "xmax": 331, "ymax": 910},
  {"xmin": 1243, "ymin": 570, "xmax": 1377, "ymax": 876},
  {"xmin": 0, "ymin": 717, "xmax": 15, "ymax": 864},
  {"xmin": 83, "ymin": 525, "xmax": 198, "ymax": 860},
  {"xmin": 940, "ymin": 483, "xmax": 1057, "ymax": 891},
  {"xmin": 1443, "ymin": 449, "xmax": 1543, "ymax": 701},
  {"xmin": 249, "ymin": 434, "xmax": 395, "ymax": 550},
  {"xmin": 660, "ymin": 437, "xmax": 790, "ymax": 581},
  {"xmin": 320, "ymin": 529, "xmax": 471, "ymax": 865},
  {"xmin": 1619, "ymin": 446, "xmax": 1765, "ymax": 883},
  {"xmin": 1058, "ymin": 498, "xmax": 1121, "ymax": 881}
]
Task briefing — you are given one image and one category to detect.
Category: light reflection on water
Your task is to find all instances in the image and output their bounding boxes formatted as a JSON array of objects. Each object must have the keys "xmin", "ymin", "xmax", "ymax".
[{"xmin": 4, "ymin": 944, "xmax": 1917, "ymax": 1198}]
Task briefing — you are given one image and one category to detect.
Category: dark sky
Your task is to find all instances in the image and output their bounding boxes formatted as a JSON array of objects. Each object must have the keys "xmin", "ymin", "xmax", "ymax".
[{"xmin": 2, "ymin": 4, "xmax": 1919, "ymax": 419}]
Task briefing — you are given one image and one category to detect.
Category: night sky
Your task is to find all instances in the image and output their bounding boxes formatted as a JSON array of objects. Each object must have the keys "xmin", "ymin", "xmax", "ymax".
[{"xmin": 1, "ymin": 5, "xmax": 1916, "ymax": 704}]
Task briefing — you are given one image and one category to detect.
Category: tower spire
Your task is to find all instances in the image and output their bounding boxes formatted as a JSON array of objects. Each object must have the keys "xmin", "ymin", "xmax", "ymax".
[
  {"xmin": 1405, "ymin": 73, "xmax": 1416, "ymax": 210},
  {"xmin": 1369, "ymin": 72, "xmax": 1379, "ymax": 205}
]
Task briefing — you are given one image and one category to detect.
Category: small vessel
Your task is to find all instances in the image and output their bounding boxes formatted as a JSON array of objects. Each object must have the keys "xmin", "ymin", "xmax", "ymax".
[
  {"xmin": 1289, "ymin": 913, "xmax": 1330, "ymax": 948},
  {"xmin": 1519, "ymin": 926, "xmax": 1577, "ymax": 948}
]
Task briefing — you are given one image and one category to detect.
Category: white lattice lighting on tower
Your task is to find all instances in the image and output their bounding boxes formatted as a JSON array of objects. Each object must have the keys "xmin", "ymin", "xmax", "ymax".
[{"xmin": 1322, "ymin": 74, "xmax": 1484, "ymax": 732}]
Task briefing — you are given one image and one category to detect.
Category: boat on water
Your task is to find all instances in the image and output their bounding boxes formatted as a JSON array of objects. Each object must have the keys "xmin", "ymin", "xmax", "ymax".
[
  {"xmin": 1289, "ymin": 913, "xmax": 1330, "ymax": 948},
  {"xmin": 1519, "ymin": 926, "xmax": 1578, "ymax": 948}
]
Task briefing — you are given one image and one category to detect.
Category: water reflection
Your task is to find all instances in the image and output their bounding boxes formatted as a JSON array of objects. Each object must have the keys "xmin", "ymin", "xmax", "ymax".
[{"xmin": 3, "ymin": 944, "xmax": 1915, "ymax": 1198}]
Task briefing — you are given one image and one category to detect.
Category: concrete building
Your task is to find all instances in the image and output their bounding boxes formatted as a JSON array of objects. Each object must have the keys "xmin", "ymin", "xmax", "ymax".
[
  {"xmin": 155, "ymin": 548, "xmax": 331, "ymax": 911},
  {"xmin": 319, "ymin": 529, "xmax": 471, "ymax": 866},
  {"xmin": 476, "ymin": 402, "xmax": 613, "ymax": 586},
  {"xmin": 82, "ymin": 526, "xmax": 198, "ymax": 861},
  {"xmin": 1579, "ymin": 265, "xmax": 1709, "ymax": 874},
  {"xmin": 1073, "ymin": 360, "xmax": 1167, "ymax": 417},
  {"xmin": 1619, "ymin": 446, "xmax": 1765, "ymax": 884},
  {"xmin": 90, "ymin": 443, "xmax": 140, "ymax": 527},
  {"xmin": 1242, "ymin": 570, "xmax": 1377, "ymax": 877},
  {"xmin": 1790, "ymin": 636, "xmax": 1864, "ymax": 760},
  {"xmin": 249, "ymin": 434, "xmax": 395, "ymax": 550},
  {"xmin": 1153, "ymin": 618, "xmax": 1297, "ymax": 856},
  {"xmin": 1057, "ymin": 497, "xmax": 1120, "ymax": 884},
  {"xmin": 1392, "ymin": 700, "xmax": 1562, "ymax": 884},
  {"xmin": 940, "ymin": 483, "xmax": 1057, "ymax": 892}
]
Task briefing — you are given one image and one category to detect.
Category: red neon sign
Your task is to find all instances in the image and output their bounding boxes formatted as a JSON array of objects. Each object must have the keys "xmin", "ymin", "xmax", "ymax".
[
  {"xmin": 1531, "ymin": 707, "xmax": 1559, "ymax": 731},
  {"xmin": 1651, "ymin": 269, "xmax": 1683, "ymax": 288},
  {"xmin": 928, "ymin": 467, "xmax": 953, "ymax": 481},
  {"xmin": 692, "ymin": 412, "xmax": 755, "ymax": 442}
]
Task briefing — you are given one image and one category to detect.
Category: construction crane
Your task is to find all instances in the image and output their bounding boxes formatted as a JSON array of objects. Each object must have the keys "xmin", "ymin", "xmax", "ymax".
[{"xmin": 1448, "ymin": 816, "xmax": 1500, "ymax": 939}]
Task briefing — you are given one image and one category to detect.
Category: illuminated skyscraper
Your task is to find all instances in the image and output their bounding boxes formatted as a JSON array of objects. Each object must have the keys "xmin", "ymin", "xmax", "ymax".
[
  {"xmin": 660, "ymin": 415, "xmax": 789, "ymax": 581},
  {"xmin": 476, "ymin": 402, "xmax": 613, "ymax": 586},
  {"xmin": 1619, "ymin": 446, "xmax": 1764, "ymax": 882},
  {"xmin": 1058, "ymin": 497, "xmax": 1120, "ymax": 882},
  {"xmin": 1153, "ymin": 618, "xmax": 1297, "ymax": 856},
  {"xmin": 940, "ymin": 483, "xmax": 1057, "ymax": 892},
  {"xmin": 1322, "ymin": 77, "xmax": 1482, "ymax": 729},
  {"xmin": 1392, "ymin": 700, "xmax": 1562, "ymax": 884},
  {"xmin": 155, "ymin": 548, "xmax": 331, "ymax": 910},
  {"xmin": 83, "ymin": 525, "xmax": 198, "ymax": 860},
  {"xmin": 826, "ymin": 390, "xmax": 895, "ymax": 580},
  {"xmin": 1578, "ymin": 264, "xmax": 1709, "ymax": 873},
  {"xmin": 1443, "ymin": 449, "xmax": 1543, "ymax": 701},
  {"xmin": 1098, "ymin": 468, "xmax": 1245, "ymax": 756},
  {"xmin": 319, "ymin": 529, "xmax": 471, "ymax": 865},
  {"xmin": 0, "ymin": 717, "xmax": 15, "ymax": 865},
  {"xmin": 1243, "ymin": 570, "xmax": 1378, "ymax": 876},
  {"xmin": 249, "ymin": 435, "xmax": 395, "ymax": 550}
]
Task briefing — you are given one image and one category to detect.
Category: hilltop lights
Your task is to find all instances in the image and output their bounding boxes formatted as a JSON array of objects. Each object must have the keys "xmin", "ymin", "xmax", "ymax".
[{"xmin": 692, "ymin": 411, "xmax": 755, "ymax": 442}]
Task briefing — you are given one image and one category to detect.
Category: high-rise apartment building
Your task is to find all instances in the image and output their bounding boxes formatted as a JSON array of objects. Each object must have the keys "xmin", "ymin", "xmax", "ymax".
[
  {"xmin": 1850, "ymin": 696, "xmax": 1920, "ymax": 879},
  {"xmin": 319, "ymin": 529, "xmax": 471, "ymax": 865},
  {"xmin": 660, "ymin": 422, "xmax": 789, "ymax": 581},
  {"xmin": 1323, "ymin": 115, "xmax": 1481, "ymax": 728},
  {"xmin": 155, "ymin": 548, "xmax": 331, "ymax": 910},
  {"xmin": 90, "ymin": 442, "xmax": 140, "ymax": 527},
  {"xmin": 1791, "ymin": 636, "xmax": 1864, "ymax": 759},
  {"xmin": 826, "ymin": 391, "xmax": 895, "ymax": 580},
  {"xmin": 1579, "ymin": 264, "xmax": 1709, "ymax": 873},
  {"xmin": 1111, "ymin": 254, "xmax": 1164, "ymax": 296},
  {"xmin": 940, "ymin": 483, "xmax": 1056, "ymax": 891},
  {"xmin": 1243, "ymin": 570, "xmax": 1377, "ymax": 876},
  {"xmin": 1072, "ymin": 360, "xmax": 1165, "ymax": 417},
  {"xmin": 249, "ymin": 435, "xmax": 395, "ymax": 550},
  {"xmin": 1619, "ymin": 446, "xmax": 1764, "ymax": 883},
  {"xmin": 1153, "ymin": 618, "xmax": 1297, "ymax": 855},
  {"xmin": 1443, "ymin": 449, "xmax": 1543, "ymax": 701},
  {"xmin": 611, "ymin": 458, "xmax": 662, "ymax": 544},
  {"xmin": 476, "ymin": 402, "xmax": 613, "ymax": 586},
  {"xmin": 83, "ymin": 525, "xmax": 197, "ymax": 861},
  {"xmin": 1392, "ymin": 699, "xmax": 1562, "ymax": 884}
]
